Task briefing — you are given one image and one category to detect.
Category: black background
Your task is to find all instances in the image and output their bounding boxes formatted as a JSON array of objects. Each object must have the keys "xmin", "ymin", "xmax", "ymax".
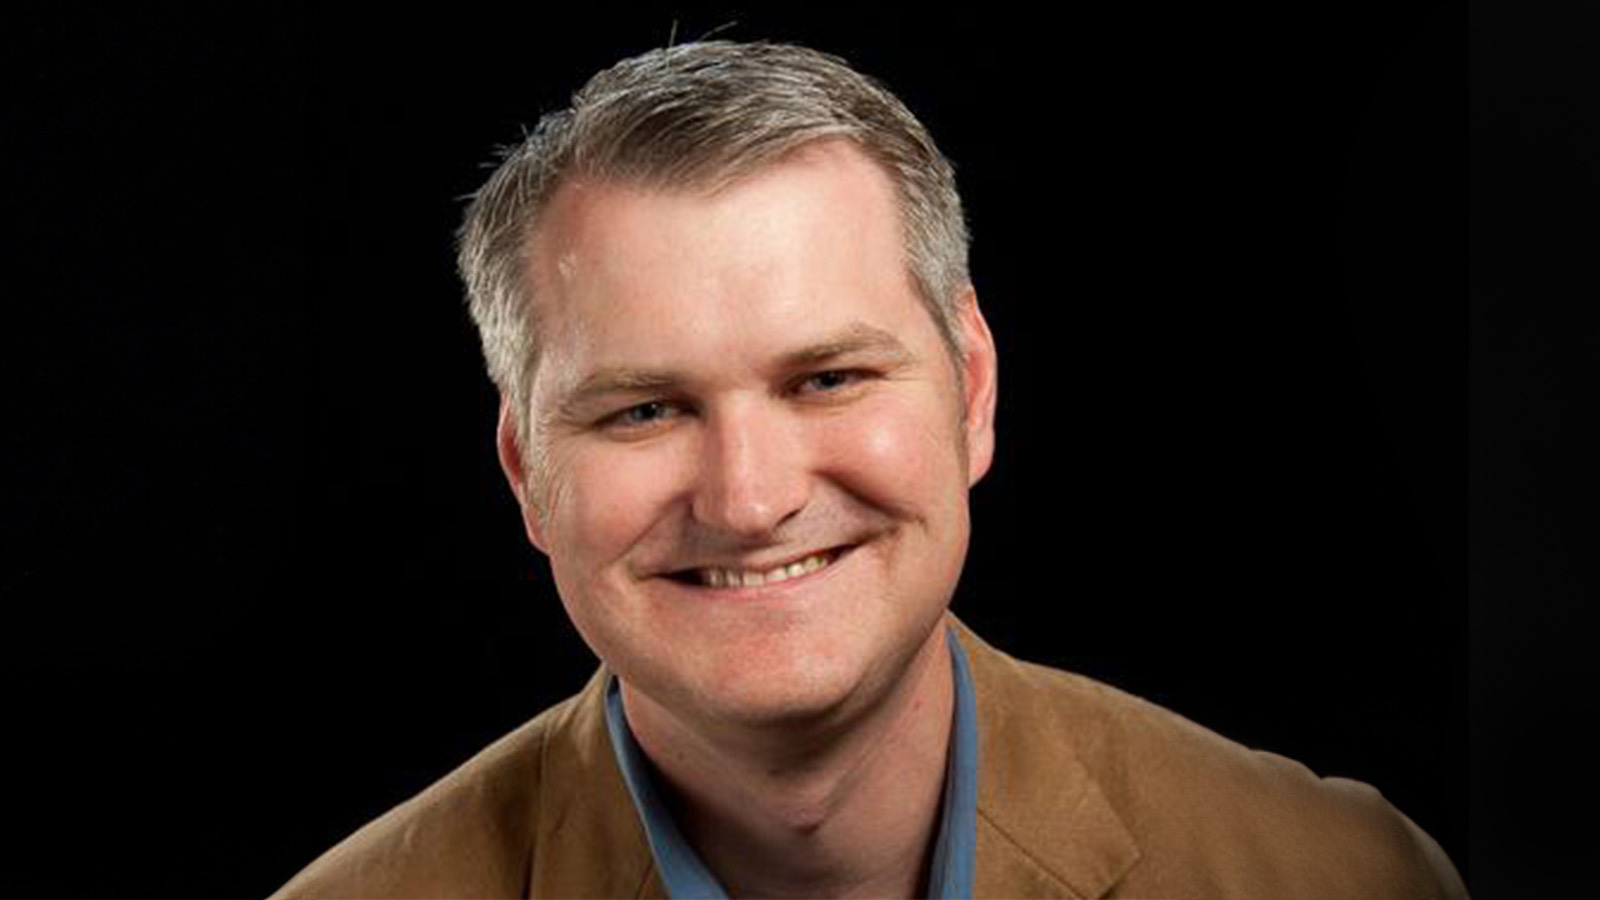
[{"xmin": 6, "ymin": 2, "xmax": 1579, "ymax": 897}]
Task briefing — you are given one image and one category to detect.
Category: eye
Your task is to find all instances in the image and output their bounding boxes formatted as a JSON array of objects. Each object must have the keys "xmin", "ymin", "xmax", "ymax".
[
  {"xmin": 797, "ymin": 369, "xmax": 869, "ymax": 395},
  {"xmin": 603, "ymin": 400, "xmax": 681, "ymax": 431}
]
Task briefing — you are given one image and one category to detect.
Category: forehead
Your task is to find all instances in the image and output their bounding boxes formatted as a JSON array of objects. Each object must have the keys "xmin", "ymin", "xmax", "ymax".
[{"xmin": 523, "ymin": 142, "xmax": 933, "ymax": 388}]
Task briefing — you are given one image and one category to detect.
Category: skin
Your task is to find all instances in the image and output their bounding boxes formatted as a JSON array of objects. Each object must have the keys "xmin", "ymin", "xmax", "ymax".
[{"xmin": 496, "ymin": 139, "xmax": 999, "ymax": 898}]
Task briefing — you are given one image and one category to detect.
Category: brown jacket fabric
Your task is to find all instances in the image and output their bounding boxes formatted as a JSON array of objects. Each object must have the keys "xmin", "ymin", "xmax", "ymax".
[{"xmin": 270, "ymin": 617, "xmax": 1468, "ymax": 898}]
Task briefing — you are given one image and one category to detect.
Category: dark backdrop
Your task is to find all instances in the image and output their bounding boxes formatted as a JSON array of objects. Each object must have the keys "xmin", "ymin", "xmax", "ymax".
[{"xmin": 5, "ymin": 3, "xmax": 1525, "ymax": 897}]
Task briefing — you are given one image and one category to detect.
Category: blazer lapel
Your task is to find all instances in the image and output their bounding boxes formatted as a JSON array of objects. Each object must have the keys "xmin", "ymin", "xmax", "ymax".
[
  {"xmin": 528, "ymin": 664, "xmax": 666, "ymax": 898},
  {"xmin": 952, "ymin": 618, "xmax": 1142, "ymax": 899}
]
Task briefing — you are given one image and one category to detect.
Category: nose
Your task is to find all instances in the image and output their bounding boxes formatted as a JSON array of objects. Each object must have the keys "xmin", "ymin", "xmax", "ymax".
[{"xmin": 691, "ymin": 397, "xmax": 810, "ymax": 538}]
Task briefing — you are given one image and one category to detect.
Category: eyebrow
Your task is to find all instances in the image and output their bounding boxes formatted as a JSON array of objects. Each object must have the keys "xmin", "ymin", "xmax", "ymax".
[{"xmin": 550, "ymin": 322, "xmax": 916, "ymax": 423}]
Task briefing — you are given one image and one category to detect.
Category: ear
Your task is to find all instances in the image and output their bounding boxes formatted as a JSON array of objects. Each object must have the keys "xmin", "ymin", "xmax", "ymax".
[
  {"xmin": 496, "ymin": 395, "xmax": 550, "ymax": 554},
  {"xmin": 954, "ymin": 287, "xmax": 998, "ymax": 487}
]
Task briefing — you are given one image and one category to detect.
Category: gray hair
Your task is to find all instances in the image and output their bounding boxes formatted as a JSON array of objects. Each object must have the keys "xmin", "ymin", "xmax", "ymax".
[{"xmin": 456, "ymin": 40, "xmax": 971, "ymax": 488}]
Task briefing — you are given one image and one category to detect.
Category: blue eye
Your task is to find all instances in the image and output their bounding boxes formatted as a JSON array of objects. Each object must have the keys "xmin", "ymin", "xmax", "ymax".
[
  {"xmin": 608, "ymin": 401, "xmax": 678, "ymax": 429},
  {"xmin": 802, "ymin": 370, "xmax": 862, "ymax": 392}
]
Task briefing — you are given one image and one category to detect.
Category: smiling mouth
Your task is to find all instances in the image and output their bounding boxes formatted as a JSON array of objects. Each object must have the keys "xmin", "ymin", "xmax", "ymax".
[{"xmin": 663, "ymin": 545, "xmax": 852, "ymax": 589}]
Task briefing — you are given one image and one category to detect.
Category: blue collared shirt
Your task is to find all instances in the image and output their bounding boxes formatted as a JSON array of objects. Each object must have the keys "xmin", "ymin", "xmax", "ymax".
[{"xmin": 604, "ymin": 625, "xmax": 979, "ymax": 898}]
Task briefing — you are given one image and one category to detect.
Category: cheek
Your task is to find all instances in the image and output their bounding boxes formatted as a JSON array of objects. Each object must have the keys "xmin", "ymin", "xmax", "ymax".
[
  {"xmin": 821, "ymin": 397, "xmax": 965, "ymax": 517},
  {"xmin": 546, "ymin": 442, "xmax": 686, "ymax": 564}
]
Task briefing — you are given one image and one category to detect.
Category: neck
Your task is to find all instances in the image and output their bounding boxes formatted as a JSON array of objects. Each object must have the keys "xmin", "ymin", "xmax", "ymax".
[{"xmin": 619, "ymin": 619, "xmax": 956, "ymax": 899}]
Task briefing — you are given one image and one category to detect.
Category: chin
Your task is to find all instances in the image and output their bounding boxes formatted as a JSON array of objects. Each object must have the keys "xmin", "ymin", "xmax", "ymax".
[
  {"xmin": 685, "ymin": 622, "xmax": 927, "ymax": 734},
  {"xmin": 691, "ymin": 662, "xmax": 863, "ymax": 730}
]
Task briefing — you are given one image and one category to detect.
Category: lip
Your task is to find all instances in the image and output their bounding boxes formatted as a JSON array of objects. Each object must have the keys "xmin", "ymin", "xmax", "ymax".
[{"xmin": 653, "ymin": 543, "xmax": 860, "ymax": 600}]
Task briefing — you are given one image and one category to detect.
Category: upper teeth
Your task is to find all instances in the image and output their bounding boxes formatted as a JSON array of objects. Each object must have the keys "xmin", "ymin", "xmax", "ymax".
[{"xmin": 699, "ymin": 552, "xmax": 834, "ymax": 588}]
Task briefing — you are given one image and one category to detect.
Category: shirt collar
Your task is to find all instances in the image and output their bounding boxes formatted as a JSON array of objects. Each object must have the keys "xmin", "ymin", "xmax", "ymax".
[{"xmin": 603, "ymin": 624, "xmax": 980, "ymax": 898}]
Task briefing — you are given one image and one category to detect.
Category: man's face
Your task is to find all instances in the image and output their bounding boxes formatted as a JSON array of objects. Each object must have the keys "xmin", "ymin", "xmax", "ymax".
[{"xmin": 499, "ymin": 140, "xmax": 997, "ymax": 732}]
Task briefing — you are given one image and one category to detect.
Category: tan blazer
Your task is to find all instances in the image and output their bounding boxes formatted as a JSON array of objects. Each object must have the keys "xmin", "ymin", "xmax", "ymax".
[{"xmin": 270, "ymin": 617, "xmax": 1467, "ymax": 898}]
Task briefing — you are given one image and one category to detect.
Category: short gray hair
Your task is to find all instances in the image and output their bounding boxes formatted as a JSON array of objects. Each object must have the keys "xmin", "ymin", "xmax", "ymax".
[{"xmin": 456, "ymin": 40, "xmax": 971, "ymax": 483}]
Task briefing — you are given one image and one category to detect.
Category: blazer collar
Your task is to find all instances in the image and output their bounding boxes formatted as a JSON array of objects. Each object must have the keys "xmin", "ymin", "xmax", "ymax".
[
  {"xmin": 951, "ymin": 617, "xmax": 1141, "ymax": 898},
  {"xmin": 533, "ymin": 615, "xmax": 1139, "ymax": 899},
  {"xmin": 528, "ymin": 663, "xmax": 666, "ymax": 898}
]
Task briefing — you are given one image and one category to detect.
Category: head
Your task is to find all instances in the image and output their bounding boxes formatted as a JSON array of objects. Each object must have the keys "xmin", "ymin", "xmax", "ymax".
[
  {"xmin": 457, "ymin": 41, "xmax": 972, "ymax": 509},
  {"xmin": 456, "ymin": 41, "xmax": 997, "ymax": 734}
]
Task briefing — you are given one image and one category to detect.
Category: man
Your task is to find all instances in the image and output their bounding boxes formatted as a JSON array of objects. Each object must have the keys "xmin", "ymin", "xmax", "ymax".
[{"xmin": 272, "ymin": 41, "xmax": 1467, "ymax": 899}]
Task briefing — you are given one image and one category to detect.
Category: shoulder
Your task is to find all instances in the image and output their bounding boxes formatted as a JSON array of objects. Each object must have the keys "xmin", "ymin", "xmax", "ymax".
[
  {"xmin": 966, "ymin": 632, "xmax": 1467, "ymax": 899},
  {"xmin": 266, "ymin": 692, "xmax": 582, "ymax": 900}
]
